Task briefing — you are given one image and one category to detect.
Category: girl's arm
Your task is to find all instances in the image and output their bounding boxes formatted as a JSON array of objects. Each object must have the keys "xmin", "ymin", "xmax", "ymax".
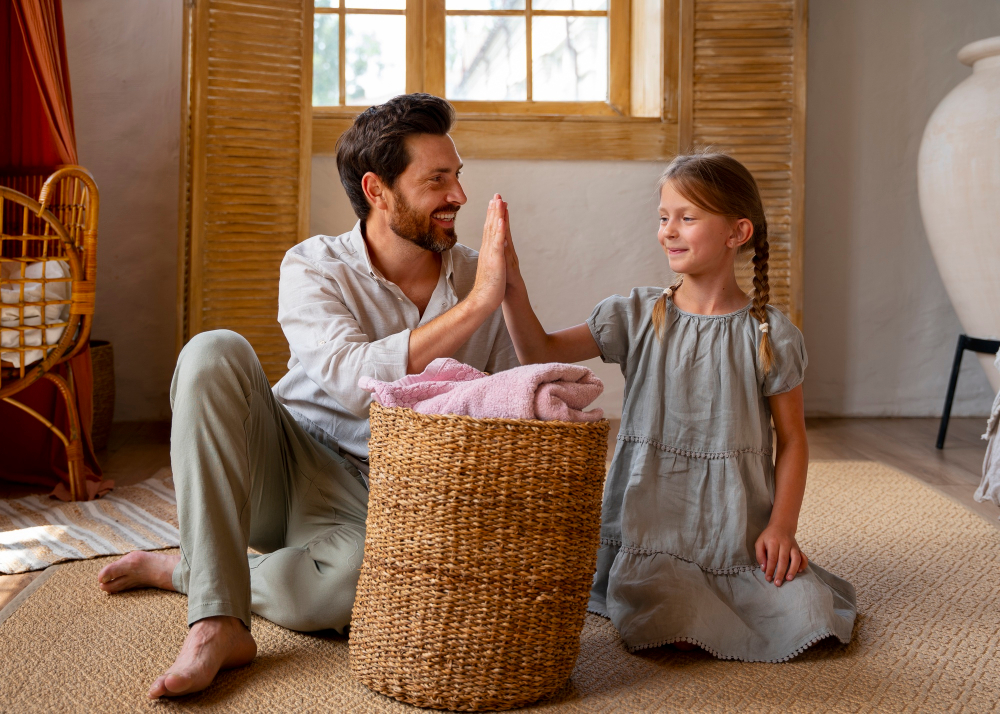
[
  {"xmin": 501, "ymin": 210, "xmax": 602, "ymax": 365},
  {"xmin": 755, "ymin": 384, "xmax": 810, "ymax": 587}
]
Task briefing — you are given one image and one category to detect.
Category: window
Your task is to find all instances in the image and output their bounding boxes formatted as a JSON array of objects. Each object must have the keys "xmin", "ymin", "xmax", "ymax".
[
  {"xmin": 441, "ymin": 0, "xmax": 620, "ymax": 115},
  {"xmin": 313, "ymin": 0, "xmax": 407, "ymax": 107},
  {"xmin": 311, "ymin": 0, "xmax": 677, "ymax": 159}
]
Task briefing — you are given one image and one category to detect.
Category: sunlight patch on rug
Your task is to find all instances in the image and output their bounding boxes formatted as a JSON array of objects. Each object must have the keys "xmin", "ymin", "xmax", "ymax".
[{"xmin": 0, "ymin": 469, "xmax": 177, "ymax": 574}]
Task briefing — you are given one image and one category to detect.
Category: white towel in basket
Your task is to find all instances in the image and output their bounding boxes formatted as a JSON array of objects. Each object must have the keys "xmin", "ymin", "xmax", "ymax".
[{"xmin": 1, "ymin": 260, "xmax": 71, "ymax": 368}]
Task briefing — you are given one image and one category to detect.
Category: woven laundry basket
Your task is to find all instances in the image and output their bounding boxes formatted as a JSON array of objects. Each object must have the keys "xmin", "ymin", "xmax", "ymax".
[{"xmin": 350, "ymin": 403, "xmax": 610, "ymax": 711}]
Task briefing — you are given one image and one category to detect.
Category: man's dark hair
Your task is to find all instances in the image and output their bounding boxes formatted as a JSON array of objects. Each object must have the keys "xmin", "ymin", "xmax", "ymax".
[{"xmin": 336, "ymin": 93, "xmax": 456, "ymax": 222}]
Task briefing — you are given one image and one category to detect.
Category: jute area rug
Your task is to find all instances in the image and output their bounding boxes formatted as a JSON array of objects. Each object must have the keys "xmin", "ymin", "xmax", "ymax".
[{"xmin": 2, "ymin": 461, "xmax": 999, "ymax": 713}]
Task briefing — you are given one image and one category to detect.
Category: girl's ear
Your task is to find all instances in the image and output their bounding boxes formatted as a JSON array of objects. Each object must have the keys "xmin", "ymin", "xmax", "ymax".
[{"xmin": 729, "ymin": 218, "xmax": 754, "ymax": 249}]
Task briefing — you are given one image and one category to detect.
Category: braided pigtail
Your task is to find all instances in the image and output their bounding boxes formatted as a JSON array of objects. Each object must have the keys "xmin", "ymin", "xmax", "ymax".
[
  {"xmin": 652, "ymin": 275, "xmax": 684, "ymax": 341},
  {"xmin": 750, "ymin": 231, "xmax": 773, "ymax": 375}
]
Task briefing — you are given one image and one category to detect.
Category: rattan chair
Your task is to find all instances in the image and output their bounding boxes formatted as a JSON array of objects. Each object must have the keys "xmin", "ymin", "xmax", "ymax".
[{"xmin": 0, "ymin": 166, "xmax": 98, "ymax": 501}]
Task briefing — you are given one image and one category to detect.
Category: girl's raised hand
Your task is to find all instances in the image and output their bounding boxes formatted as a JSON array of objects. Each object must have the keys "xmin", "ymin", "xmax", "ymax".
[
  {"xmin": 502, "ymin": 205, "xmax": 525, "ymax": 295},
  {"xmin": 754, "ymin": 525, "xmax": 809, "ymax": 587}
]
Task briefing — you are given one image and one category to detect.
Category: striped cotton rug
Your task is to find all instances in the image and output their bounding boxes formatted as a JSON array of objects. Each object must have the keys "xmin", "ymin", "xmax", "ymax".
[{"xmin": 0, "ymin": 469, "xmax": 178, "ymax": 574}]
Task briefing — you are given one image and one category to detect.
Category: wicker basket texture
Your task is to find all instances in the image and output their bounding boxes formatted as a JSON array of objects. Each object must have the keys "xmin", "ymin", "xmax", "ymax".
[
  {"xmin": 350, "ymin": 404, "xmax": 610, "ymax": 711},
  {"xmin": 89, "ymin": 340, "xmax": 114, "ymax": 452}
]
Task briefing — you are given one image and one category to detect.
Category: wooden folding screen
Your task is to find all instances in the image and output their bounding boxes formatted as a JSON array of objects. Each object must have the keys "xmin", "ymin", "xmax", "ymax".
[
  {"xmin": 177, "ymin": 0, "xmax": 312, "ymax": 383},
  {"xmin": 680, "ymin": 0, "xmax": 807, "ymax": 325}
]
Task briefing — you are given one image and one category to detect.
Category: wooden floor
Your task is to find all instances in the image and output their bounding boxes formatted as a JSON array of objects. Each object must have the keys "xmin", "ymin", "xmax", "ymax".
[{"xmin": 1, "ymin": 417, "xmax": 996, "ymax": 613}]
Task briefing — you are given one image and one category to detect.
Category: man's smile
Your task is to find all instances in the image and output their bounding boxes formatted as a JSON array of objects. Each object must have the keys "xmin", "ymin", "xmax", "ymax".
[{"xmin": 431, "ymin": 210, "xmax": 457, "ymax": 226}]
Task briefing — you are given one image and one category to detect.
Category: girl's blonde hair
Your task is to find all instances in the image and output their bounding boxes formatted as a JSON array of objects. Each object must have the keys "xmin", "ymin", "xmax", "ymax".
[{"xmin": 652, "ymin": 152, "xmax": 773, "ymax": 374}]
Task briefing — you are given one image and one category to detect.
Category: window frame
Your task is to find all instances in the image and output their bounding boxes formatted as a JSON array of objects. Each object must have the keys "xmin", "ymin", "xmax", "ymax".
[{"xmin": 311, "ymin": 0, "xmax": 681, "ymax": 160}]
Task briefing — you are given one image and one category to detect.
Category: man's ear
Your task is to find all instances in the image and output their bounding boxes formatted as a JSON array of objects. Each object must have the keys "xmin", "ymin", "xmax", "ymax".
[{"xmin": 362, "ymin": 172, "xmax": 389, "ymax": 212}]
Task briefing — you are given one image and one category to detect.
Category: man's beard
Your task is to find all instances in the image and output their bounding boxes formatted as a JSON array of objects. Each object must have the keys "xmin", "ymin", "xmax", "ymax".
[{"xmin": 388, "ymin": 190, "xmax": 459, "ymax": 254}]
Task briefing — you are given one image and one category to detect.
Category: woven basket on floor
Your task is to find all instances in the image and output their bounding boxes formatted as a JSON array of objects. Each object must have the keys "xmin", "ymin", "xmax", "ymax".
[
  {"xmin": 89, "ymin": 340, "xmax": 114, "ymax": 451},
  {"xmin": 350, "ymin": 404, "xmax": 610, "ymax": 711}
]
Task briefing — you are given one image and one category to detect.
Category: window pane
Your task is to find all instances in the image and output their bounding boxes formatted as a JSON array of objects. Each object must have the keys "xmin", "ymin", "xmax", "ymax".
[
  {"xmin": 532, "ymin": 15, "xmax": 607, "ymax": 101},
  {"xmin": 446, "ymin": 0, "xmax": 525, "ymax": 10},
  {"xmin": 532, "ymin": 0, "xmax": 608, "ymax": 10},
  {"xmin": 345, "ymin": 14, "xmax": 406, "ymax": 105},
  {"xmin": 447, "ymin": 16, "xmax": 527, "ymax": 100},
  {"xmin": 315, "ymin": 0, "xmax": 338, "ymax": 7},
  {"xmin": 313, "ymin": 14, "xmax": 340, "ymax": 106},
  {"xmin": 345, "ymin": 0, "xmax": 406, "ymax": 9}
]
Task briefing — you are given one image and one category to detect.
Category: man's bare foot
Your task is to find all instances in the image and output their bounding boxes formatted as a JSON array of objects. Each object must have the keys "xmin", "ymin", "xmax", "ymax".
[
  {"xmin": 148, "ymin": 616, "xmax": 257, "ymax": 698},
  {"xmin": 97, "ymin": 550, "xmax": 181, "ymax": 593}
]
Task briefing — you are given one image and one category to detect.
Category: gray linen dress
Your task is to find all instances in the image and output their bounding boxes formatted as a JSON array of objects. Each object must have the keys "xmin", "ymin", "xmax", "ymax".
[{"xmin": 587, "ymin": 287, "xmax": 856, "ymax": 662}]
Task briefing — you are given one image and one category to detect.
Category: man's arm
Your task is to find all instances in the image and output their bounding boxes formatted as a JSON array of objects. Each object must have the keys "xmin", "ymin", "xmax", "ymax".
[
  {"xmin": 405, "ymin": 195, "xmax": 509, "ymax": 374},
  {"xmin": 278, "ymin": 264, "xmax": 412, "ymax": 417},
  {"xmin": 278, "ymin": 197, "xmax": 510, "ymax": 410}
]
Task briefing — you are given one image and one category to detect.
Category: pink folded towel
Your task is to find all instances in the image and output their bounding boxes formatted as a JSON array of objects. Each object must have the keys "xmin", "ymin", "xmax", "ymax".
[{"xmin": 359, "ymin": 358, "xmax": 604, "ymax": 422}]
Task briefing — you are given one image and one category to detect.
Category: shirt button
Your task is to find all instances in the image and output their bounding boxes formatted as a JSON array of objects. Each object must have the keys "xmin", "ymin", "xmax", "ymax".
[{"xmin": 318, "ymin": 340, "xmax": 326, "ymax": 346}]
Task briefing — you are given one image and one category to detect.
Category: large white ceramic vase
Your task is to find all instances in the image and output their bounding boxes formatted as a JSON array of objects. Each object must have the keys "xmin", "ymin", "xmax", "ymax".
[{"xmin": 918, "ymin": 36, "xmax": 1000, "ymax": 392}]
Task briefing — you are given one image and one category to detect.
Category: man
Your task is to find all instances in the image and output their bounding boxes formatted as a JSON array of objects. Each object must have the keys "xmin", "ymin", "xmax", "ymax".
[{"xmin": 95, "ymin": 94, "xmax": 517, "ymax": 698}]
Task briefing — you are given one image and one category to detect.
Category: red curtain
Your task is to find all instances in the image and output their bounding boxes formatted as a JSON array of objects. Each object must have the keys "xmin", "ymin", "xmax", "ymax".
[
  {"xmin": 1, "ymin": 0, "xmax": 106, "ymax": 499},
  {"xmin": 7, "ymin": 0, "xmax": 76, "ymax": 164}
]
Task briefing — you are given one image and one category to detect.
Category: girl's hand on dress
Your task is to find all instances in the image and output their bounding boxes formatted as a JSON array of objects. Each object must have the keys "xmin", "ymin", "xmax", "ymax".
[{"xmin": 754, "ymin": 525, "xmax": 809, "ymax": 587}]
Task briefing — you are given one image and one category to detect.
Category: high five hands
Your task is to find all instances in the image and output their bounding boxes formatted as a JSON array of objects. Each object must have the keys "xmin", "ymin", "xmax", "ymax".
[{"xmin": 471, "ymin": 194, "xmax": 525, "ymax": 312}]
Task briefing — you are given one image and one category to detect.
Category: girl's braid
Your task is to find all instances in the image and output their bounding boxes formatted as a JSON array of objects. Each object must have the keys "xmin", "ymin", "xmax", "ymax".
[
  {"xmin": 750, "ymin": 231, "xmax": 773, "ymax": 375},
  {"xmin": 652, "ymin": 274, "xmax": 685, "ymax": 341}
]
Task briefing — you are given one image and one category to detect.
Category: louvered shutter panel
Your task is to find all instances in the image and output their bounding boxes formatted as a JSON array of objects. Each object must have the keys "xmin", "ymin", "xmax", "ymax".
[
  {"xmin": 178, "ymin": 0, "xmax": 312, "ymax": 382},
  {"xmin": 688, "ymin": 0, "xmax": 806, "ymax": 325}
]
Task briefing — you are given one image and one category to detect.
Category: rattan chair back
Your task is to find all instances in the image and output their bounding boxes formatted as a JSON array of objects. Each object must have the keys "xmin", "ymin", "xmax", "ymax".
[{"xmin": 0, "ymin": 167, "xmax": 99, "ymax": 500}]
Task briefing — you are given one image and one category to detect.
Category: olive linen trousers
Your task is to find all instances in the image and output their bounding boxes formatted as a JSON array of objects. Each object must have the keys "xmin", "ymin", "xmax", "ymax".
[{"xmin": 169, "ymin": 330, "xmax": 370, "ymax": 633}]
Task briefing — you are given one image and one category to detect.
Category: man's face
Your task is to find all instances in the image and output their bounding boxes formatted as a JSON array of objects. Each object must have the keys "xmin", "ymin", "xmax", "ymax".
[{"xmin": 385, "ymin": 133, "xmax": 467, "ymax": 253}]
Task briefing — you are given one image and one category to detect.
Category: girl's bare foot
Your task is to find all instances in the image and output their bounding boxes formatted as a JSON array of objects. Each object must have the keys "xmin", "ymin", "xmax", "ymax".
[
  {"xmin": 147, "ymin": 616, "xmax": 257, "ymax": 698},
  {"xmin": 97, "ymin": 551, "xmax": 181, "ymax": 593},
  {"xmin": 672, "ymin": 641, "xmax": 700, "ymax": 651}
]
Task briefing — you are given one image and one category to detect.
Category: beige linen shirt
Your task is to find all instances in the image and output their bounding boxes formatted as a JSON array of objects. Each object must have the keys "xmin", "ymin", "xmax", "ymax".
[{"xmin": 272, "ymin": 221, "xmax": 519, "ymax": 463}]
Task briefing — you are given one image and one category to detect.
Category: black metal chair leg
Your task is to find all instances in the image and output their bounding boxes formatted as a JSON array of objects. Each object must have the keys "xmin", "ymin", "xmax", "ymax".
[{"xmin": 936, "ymin": 335, "xmax": 967, "ymax": 449}]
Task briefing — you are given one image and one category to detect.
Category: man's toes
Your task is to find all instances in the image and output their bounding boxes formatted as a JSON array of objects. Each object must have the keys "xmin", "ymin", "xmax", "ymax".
[
  {"xmin": 162, "ymin": 670, "xmax": 208, "ymax": 696},
  {"xmin": 98, "ymin": 572, "xmax": 134, "ymax": 593},
  {"xmin": 97, "ymin": 562, "xmax": 123, "ymax": 585},
  {"xmin": 147, "ymin": 676, "xmax": 169, "ymax": 699},
  {"xmin": 98, "ymin": 552, "xmax": 142, "ymax": 583}
]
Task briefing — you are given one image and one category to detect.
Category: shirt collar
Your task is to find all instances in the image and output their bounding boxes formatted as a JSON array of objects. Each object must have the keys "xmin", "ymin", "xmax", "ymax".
[
  {"xmin": 350, "ymin": 221, "xmax": 379, "ymax": 279},
  {"xmin": 351, "ymin": 220, "xmax": 455, "ymax": 284}
]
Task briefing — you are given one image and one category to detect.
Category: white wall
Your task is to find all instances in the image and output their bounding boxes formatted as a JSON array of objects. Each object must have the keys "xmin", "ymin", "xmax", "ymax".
[
  {"xmin": 312, "ymin": 158, "xmax": 669, "ymax": 417},
  {"xmin": 804, "ymin": 0, "xmax": 1000, "ymax": 416},
  {"xmin": 63, "ymin": 1, "xmax": 182, "ymax": 421}
]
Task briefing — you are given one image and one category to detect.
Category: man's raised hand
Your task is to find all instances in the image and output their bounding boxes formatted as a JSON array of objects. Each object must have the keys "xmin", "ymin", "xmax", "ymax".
[{"xmin": 471, "ymin": 194, "xmax": 508, "ymax": 312}]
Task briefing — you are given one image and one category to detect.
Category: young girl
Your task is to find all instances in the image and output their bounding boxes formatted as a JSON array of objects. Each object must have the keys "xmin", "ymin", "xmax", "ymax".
[{"xmin": 500, "ymin": 153, "xmax": 856, "ymax": 662}]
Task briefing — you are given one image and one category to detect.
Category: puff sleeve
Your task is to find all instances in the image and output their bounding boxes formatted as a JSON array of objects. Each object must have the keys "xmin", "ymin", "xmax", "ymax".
[
  {"xmin": 760, "ymin": 306, "xmax": 808, "ymax": 397},
  {"xmin": 587, "ymin": 287, "xmax": 659, "ymax": 368}
]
